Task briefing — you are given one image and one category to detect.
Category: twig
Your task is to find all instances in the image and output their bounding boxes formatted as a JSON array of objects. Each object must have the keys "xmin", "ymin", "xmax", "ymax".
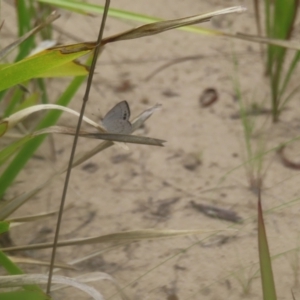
[{"xmin": 46, "ymin": 0, "xmax": 110, "ymax": 294}]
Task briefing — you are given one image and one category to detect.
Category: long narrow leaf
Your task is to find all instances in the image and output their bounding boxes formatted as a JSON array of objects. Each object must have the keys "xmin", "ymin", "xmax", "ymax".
[
  {"xmin": 0, "ymin": 221, "xmax": 9, "ymax": 234},
  {"xmin": 278, "ymin": 50, "xmax": 300, "ymax": 108},
  {"xmin": 101, "ymin": 7, "xmax": 245, "ymax": 44},
  {"xmin": 0, "ymin": 104, "xmax": 101, "ymax": 134},
  {"xmin": 0, "ymin": 251, "xmax": 43, "ymax": 293},
  {"xmin": 1, "ymin": 229, "xmax": 213, "ymax": 252},
  {"xmin": 0, "ymin": 290, "xmax": 50, "ymax": 300},
  {"xmin": 0, "ymin": 274, "xmax": 104, "ymax": 300},
  {"xmin": 0, "ymin": 136, "xmax": 32, "ymax": 166},
  {"xmin": 15, "ymin": 1, "xmax": 35, "ymax": 61},
  {"xmin": 0, "ymin": 43, "xmax": 95, "ymax": 92},
  {"xmin": 0, "ymin": 11, "xmax": 60, "ymax": 60},
  {"xmin": 39, "ymin": 0, "xmax": 245, "ymax": 35},
  {"xmin": 0, "ymin": 103, "xmax": 160, "ymax": 214},
  {"xmin": 0, "ymin": 75, "xmax": 87, "ymax": 198},
  {"xmin": 258, "ymin": 192, "xmax": 277, "ymax": 300},
  {"xmin": 34, "ymin": 126, "xmax": 165, "ymax": 146}
]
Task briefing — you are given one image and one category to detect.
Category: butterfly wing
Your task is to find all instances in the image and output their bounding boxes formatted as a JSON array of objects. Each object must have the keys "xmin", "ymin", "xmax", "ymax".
[
  {"xmin": 102, "ymin": 101, "xmax": 132, "ymax": 134},
  {"xmin": 108, "ymin": 119, "xmax": 132, "ymax": 134}
]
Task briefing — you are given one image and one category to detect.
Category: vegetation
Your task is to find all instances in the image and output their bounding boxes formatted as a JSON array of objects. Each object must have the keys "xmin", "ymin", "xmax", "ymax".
[{"xmin": 0, "ymin": 1, "xmax": 300, "ymax": 299}]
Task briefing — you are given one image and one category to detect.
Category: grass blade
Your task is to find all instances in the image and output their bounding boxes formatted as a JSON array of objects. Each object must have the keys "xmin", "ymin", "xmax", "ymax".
[
  {"xmin": 0, "ymin": 250, "xmax": 43, "ymax": 293},
  {"xmin": 15, "ymin": 1, "xmax": 35, "ymax": 61},
  {"xmin": 0, "ymin": 43, "xmax": 95, "ymax": 92},
  {"xmin": 39, "ymin": 0, "xmax": 245, "ymax": 35},
  {"xmin": 1, "ymin": 229, "xmax": 213, "ymax": 252},
  {"xmin": 0, "ymin": 290, "xmax": 50, "ymax": 300},
  {"xmin": 0, "ymin": 221, "xmax": 9, "ymax": 234},
  {"xmin": 258, "ymin": 192, "xmax": 277, "ymax": 300},
  {"xmin": 0, "ymin": 274, "xmax": 104, "ymax": 300},
  {"xmin": 0, "ymin": 11, "xmax": 60, "ymax": 61},
  {"xmin": 0, "ymin": 75, "xmax": 86, "ymax": 199}
]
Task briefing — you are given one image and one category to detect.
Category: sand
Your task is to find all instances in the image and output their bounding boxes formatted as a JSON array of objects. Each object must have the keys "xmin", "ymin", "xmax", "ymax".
[{"xmin": 2, "ymin": 1, "xmax": 300, "ymax": 299}]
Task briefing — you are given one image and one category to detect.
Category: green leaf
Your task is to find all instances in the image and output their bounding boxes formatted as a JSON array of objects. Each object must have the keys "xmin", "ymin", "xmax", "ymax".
[
  {"xmin": 0, "ymin": 251, "xmax": 24, "ymax": 275},
  {"xmin": 38, "ymin": 60, "xmax": 90, "ymax": 77},
  {"xmin": 0, "ymin": 290, "xmax": 50, "ymax": 300},
  {"xmin": 266, "ymin": 0, "xmax": 298, "ymax": 121},
  {"xmin": 0, "ymin": 121, "xmax": 8, "ymax": 137},
  {"xmin": 0, "ymin": 43, "xmax": 95, "ymax": 92},
  {"xmin": 0, "ymin": 221, "xmax": 9, "ymax": 234}
]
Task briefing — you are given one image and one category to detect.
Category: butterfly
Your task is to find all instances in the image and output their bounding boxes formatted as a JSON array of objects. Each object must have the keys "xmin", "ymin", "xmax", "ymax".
[{"xmin": 102, "ymin": 100, "xmax": 132, "ymax": 134}]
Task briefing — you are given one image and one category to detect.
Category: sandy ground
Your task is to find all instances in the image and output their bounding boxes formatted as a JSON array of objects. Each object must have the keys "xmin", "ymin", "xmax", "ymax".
[{"xmin": 2, "ymin": 1, "xmax": 300, "ymax": 299}]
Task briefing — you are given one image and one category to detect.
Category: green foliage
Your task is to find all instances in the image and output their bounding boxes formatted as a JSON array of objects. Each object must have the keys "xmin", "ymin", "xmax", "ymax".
[
  {"xmin": 16, "ymin": 0, "xmax": 35, "ymax": 60},
  {"xmin": 0, "ymin": 75, "xmax": 86, "ymax": 198},
  {"xmin": 258, "ymin": 195, "xmax": 277, "ymax": 300},
  {"xmin": 0, "ymin": 290, "xmax": 50, "ymax": 300},
  {"xmin": 0, "ymin": 222, "xmax": 9, "ymax": 235},
  {"xmin": 2, "ymin": 1, "xmax": 296, "ymax": 298},
  {"xmin": 258, "ymin": 0, "xmax": 299, "ymax": 121},
  {"xmin": 0, "ymin": 250, "xmax": 46, "ymax": 295}
]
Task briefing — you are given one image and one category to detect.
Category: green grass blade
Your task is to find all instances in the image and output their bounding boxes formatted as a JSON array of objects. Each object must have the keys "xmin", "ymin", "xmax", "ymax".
[
  {"xmin": 279, "ymin": 84, "xmax": 300, "ymax": 112},
  {"xmin": 232, "ymin": 49, "xmax": 253, "ymax": 159},
  {"xmin": 258, "ymin": 193, "xmax": 277, "ymax": 300},
  {"xmin": 0, "ymin": 221, "xmax": 9, "ymax": 234},
  {"xmin": 0, "ymin": 44, "xmax": 93, "ymax": 92},
  {"xmin": 274, "ymin": 0, "xmax": 297, "ymax": 40},
  {"xmin": 3, "ymin": 87, "xmax": 24, "ymax": 117},
  {"xmin": 12, "ymin": 92, "xmax": 39, "ymax": 113},
  {"xmin": 37, "ymin": 78, "xmax": 49, "ymax": 104},
  {"xmin": 278, "ymin": 50, "xmax": 300, "ymax": 105},
  {"xmin": 0, "ymin": 136, "xmax": 32, "ymax": 166},
  {"xmin": 0, "ymin": 250, "xmax": 23, "ymax": 275},
  {"xmin": 0, "ymin": 250, "xmax": 44, "ymax": 293},
  {"xmin": 271, "ymin": 0, "xmax": 297, "ymax": 84},
  {"xmin": 0, "ymin": 75, "xmax": 86, "ymax": 198},
  {"xmin": 15, "ymin": 1, "xmax": 35, "ymax": 61},
  {"xmin": 267, "ymin": 0, "xmax": 297, "ymax": 121},
  {"xmin": 0, "ymin": 290, "xmax": 50, "ymax": 300}
]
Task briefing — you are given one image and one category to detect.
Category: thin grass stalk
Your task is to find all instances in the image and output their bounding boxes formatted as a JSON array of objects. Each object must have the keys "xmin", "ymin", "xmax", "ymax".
[
  {"xmin": 278, "ymin": 51, "xmax": 300, "ymax": 106},
  {"xmin": 37, "ymin": 78, "xmax": 50, "ymax": 104},
  {"xmin": 253, "ymin": 0, "xmax": 264, "ymax": 60},
  {"xmin": 253, "ymin": 0, "xmax": 262, "ymax": 37},
  {"xmin": 280, "ymin": 84, "xmax": 300, "ymax": 111},
  {"xmin": 46, "ymin": 0, "xmax": 110, "ymax": 294},
  {"xmin": 264, "ymin": 0, "xmax": 273, "ymax": 76},
  {"xmin": 232, "ymin": 50, "xmax": 255, "ymax": 186},
  {"xmin": 270, "ymin": 74, "xmax": 279, "ymax": 122}
]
